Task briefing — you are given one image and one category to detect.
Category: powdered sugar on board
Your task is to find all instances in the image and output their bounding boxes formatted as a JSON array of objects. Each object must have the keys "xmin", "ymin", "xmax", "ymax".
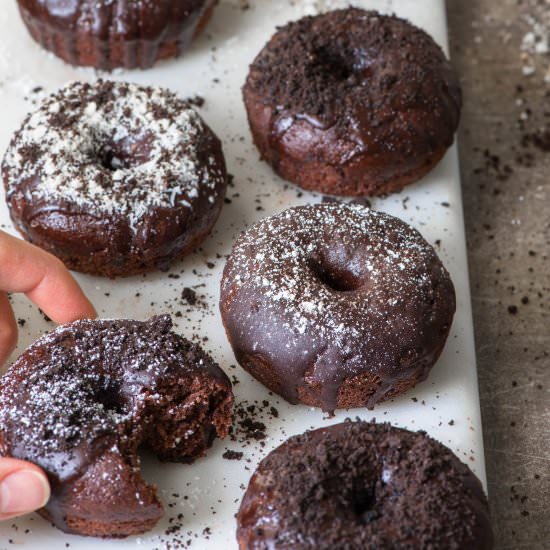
[{"xmin": 0, "ymin": 1, "xmax": 485, "ymax": 549}]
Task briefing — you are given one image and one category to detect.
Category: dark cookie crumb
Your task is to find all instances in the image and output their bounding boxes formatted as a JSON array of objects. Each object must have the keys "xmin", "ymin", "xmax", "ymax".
[{"xmin": 222, "ymin": 450, "xmax": 244, "ymax": 461}]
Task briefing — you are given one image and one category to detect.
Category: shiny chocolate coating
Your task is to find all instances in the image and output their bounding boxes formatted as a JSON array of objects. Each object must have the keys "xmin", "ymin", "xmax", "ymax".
[
  {"xmin": 0, "ymin": 316, "xmax": 234, "ymax": 537},
  {"xmin": 243, "ymin": 8, "xmax": 462, "ymax": 196},
  {"xmin": 17, "ymin": 0, "xmax": 217, "ymax": 70},
  {"xmin": 2, "ymin": 80, "xmax": 228, "ymax": 277},
  {"xmin": 237, "ymin": 421, "xmax": 494, "ymax": 549},
  {"xmin": 220, "ymin": 203, "xmax": 455, "ymax": 413}
]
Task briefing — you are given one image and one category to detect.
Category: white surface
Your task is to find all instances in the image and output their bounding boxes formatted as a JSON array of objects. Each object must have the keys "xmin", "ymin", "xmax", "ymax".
[{"xmin": 0, "ymin": 1, "xmax": 485, "ymax": 549}]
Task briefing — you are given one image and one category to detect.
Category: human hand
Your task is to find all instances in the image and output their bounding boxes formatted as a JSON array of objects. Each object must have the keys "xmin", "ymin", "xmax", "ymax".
[
  {"xmin": 0, "ymin": 458, "xmax": 50, "ymax": 521},
  {"xmin": 0, "ymin": 230, "xmax": 97, "ymax": 365},
  {"xmin": 0, "ymin": 230, "xmax": 97, "ymax": 519}
]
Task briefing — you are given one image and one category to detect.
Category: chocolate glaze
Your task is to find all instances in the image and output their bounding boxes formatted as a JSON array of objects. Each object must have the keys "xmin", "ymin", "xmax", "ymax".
[
  {"xmin": 237, "ymin": 421, "xmax": 494, "ymax": 550},
  {"xmin": 2, "ymin": 80, "xmax": 228, "ymax": 277},
  {"xmin": 0, "ymin": 316, "xmax": 234, "ymax": 537},
  {"xmin": 243, "ymin": 8, "xmax": 462, "ymax": 196},
  {"xmin": 220, "ymin": 203, "xmax": 455, "ymax": 413},
  {"xmin": 17, "ymin": 0, "xmax": 217, "ymax": 70}
]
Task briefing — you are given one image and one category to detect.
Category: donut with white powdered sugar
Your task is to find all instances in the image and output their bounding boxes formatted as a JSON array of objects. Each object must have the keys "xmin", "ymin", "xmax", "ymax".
[
  {"xmin": 2, "ymin": 80, "xmax": 227, "ymax": 277},
  {"xmin": 220, "ymin": 202, "xmax": 456, "ymax": 413},
  {"xmin": 0, "ymin": 315, "xmax": 234, "ymax": 537}
]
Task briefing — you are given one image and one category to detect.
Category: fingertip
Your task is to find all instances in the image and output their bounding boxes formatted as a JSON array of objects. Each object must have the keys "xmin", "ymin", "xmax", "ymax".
[
  {"xmin": 78, "ymin": 294, "xmax": 98, "ymax": 320},
  {"xmin": 0, "ymin": 466, "xmax": 50, "ymax": 519},
  {"xmin": 26, "ymin": 256, "xmax": 98, "ymax": 326},
  {"xmin": 49, "ymin": 295, "xmax": 98, "ymax": 325},
  {"xmin": 0, "ymin": 294, "xmax": 18, "ymax": 366},
  {"xmin": 0, "ymin": 328, "xmax": 17, "ymax": 362},
  {"xmin": 63, "ymin": 301, "xmax": 98, "ymax": 324}
]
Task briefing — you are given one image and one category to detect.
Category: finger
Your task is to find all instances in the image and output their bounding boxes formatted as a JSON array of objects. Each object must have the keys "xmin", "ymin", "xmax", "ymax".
[
  {"xmin": 0, "ymin": 232, "xmax": 97, "ymax": 324},
  {"xmin": 0, "ymin": 458, "xmax": 50, "ymax": 521},
  {"xmin": 0, "ymin": 293, "xmax": 18, "ymax": 366}
]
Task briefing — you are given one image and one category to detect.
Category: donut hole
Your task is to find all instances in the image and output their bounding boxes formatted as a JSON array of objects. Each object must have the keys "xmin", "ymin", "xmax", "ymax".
[
  {"xmin": 93, "ymin": 379, "xmax": 128, "ymax": 415},
  {"xmin": 309, "ymin": 254, "xmax": 363, "ymax": 292},
  {"xmin": 95, "ymin": 135, "xmax": 153, "ymax": 172},
  {"xmin": 99, "ymin": 146, "xmax": 129, "ymax": 171},
  {"xmin": 313, "ymin": 46, "xmax": 369, "ymax": 81},
  {"xmin": 352, "ymin": 484, "xmax": 378, "ymax": 522}
]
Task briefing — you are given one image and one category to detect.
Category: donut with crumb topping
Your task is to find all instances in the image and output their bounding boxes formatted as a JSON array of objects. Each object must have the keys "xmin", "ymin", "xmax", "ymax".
[
  {"xmin": 220, "ymin": 202, "xmax": 455, "ymax": 413},
  {"xmin": 0, "ymin": 315, "xmax": 234, "ymax": 538},
  {"xmin": 243, "ymin": 8, "xmax": 462, "ymax": 196},
  {"xmin": 2, "ymin": 80, "xmax": 227, "ymax": 277},
  {"xmin": 237, "ymin": 421, "xmax": 494, "ymax": 549}
]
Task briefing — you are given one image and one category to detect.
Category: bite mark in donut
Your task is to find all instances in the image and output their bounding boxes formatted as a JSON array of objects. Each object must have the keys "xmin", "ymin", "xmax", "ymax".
[{"xmin": 0, "ymin": 316, "xmax": 234, "ymax": 538}]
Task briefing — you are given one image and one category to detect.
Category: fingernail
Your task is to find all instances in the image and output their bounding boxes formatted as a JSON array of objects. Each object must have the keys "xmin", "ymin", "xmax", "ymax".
[{"xmin": 0, "ymin": 470, "xmax": 50, "ymax": 515}]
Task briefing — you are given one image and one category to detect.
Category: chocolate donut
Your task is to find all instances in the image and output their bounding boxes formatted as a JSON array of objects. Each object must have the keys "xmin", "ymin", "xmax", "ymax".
[
  {"xmin": 220, "ymin": 202, "xmax": 455, "ymax": 413},
  {"xmin": 17, "ymin": 0, "xmax": 218, "ymax": 70},
  {"xmin": 243, "ymin": 8, "xmax": 462, "ymax": 196},
  {"xmin": 2, "ymin": 80, "xmax": 227, "ymax": 277},
  {"xmin": 0, "ymin": 316, "xmax": 234, "ymax": 538},
  {"xmin": 237, "ymin": 421, "xmax": 494, "ymax": 549}
]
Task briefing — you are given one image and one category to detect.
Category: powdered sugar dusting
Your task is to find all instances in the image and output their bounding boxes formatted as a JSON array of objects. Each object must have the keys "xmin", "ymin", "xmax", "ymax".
[
  {"xmin": 2, "ymin": 80, "xmax": 226, "ymax": 232},
  {"xmin": 221, "ymin": 202, "xmax": 455, "ymax": 411},
  {"xmin": 0, "ymin": 315, "xmax": 230, "ymax": 482},
  {"xmin": 223, "ymin": 202, "xmax": 449, "ymax": 347}
]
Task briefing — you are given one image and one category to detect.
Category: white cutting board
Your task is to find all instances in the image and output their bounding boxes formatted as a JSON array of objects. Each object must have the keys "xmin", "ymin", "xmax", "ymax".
[{"xmin": 0, "ymin": 1, "xmax": 485, "ymax": 549}]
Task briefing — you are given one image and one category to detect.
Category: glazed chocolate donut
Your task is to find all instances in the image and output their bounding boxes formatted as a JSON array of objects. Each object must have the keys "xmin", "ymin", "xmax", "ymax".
[
  {"xmin": 0, "ymin": 316, "xmax": 233, "ymax": 538},
  {"xmin": 237, "ymin": 421, "xmax": 494, "ymax": 549},
  {"xmin": 2, "ymin": 80, "xmax": 227, "ymax": 277},
  {"xmin": 220, "ymin": 202, "xmax": 455, "ymax": 413},
  {"xmin": 17, "ymin": 0, "xmax": 218, "ymax": 70},
  {"xmin": 243, "ymin": 8, "xmax": 462, "ymax": 196}
]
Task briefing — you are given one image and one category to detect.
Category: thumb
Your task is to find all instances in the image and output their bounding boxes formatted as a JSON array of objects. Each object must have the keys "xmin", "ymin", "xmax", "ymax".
[{"xmin": 0, "ymin": 458, "xmax": 50, "ymax": 520}]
